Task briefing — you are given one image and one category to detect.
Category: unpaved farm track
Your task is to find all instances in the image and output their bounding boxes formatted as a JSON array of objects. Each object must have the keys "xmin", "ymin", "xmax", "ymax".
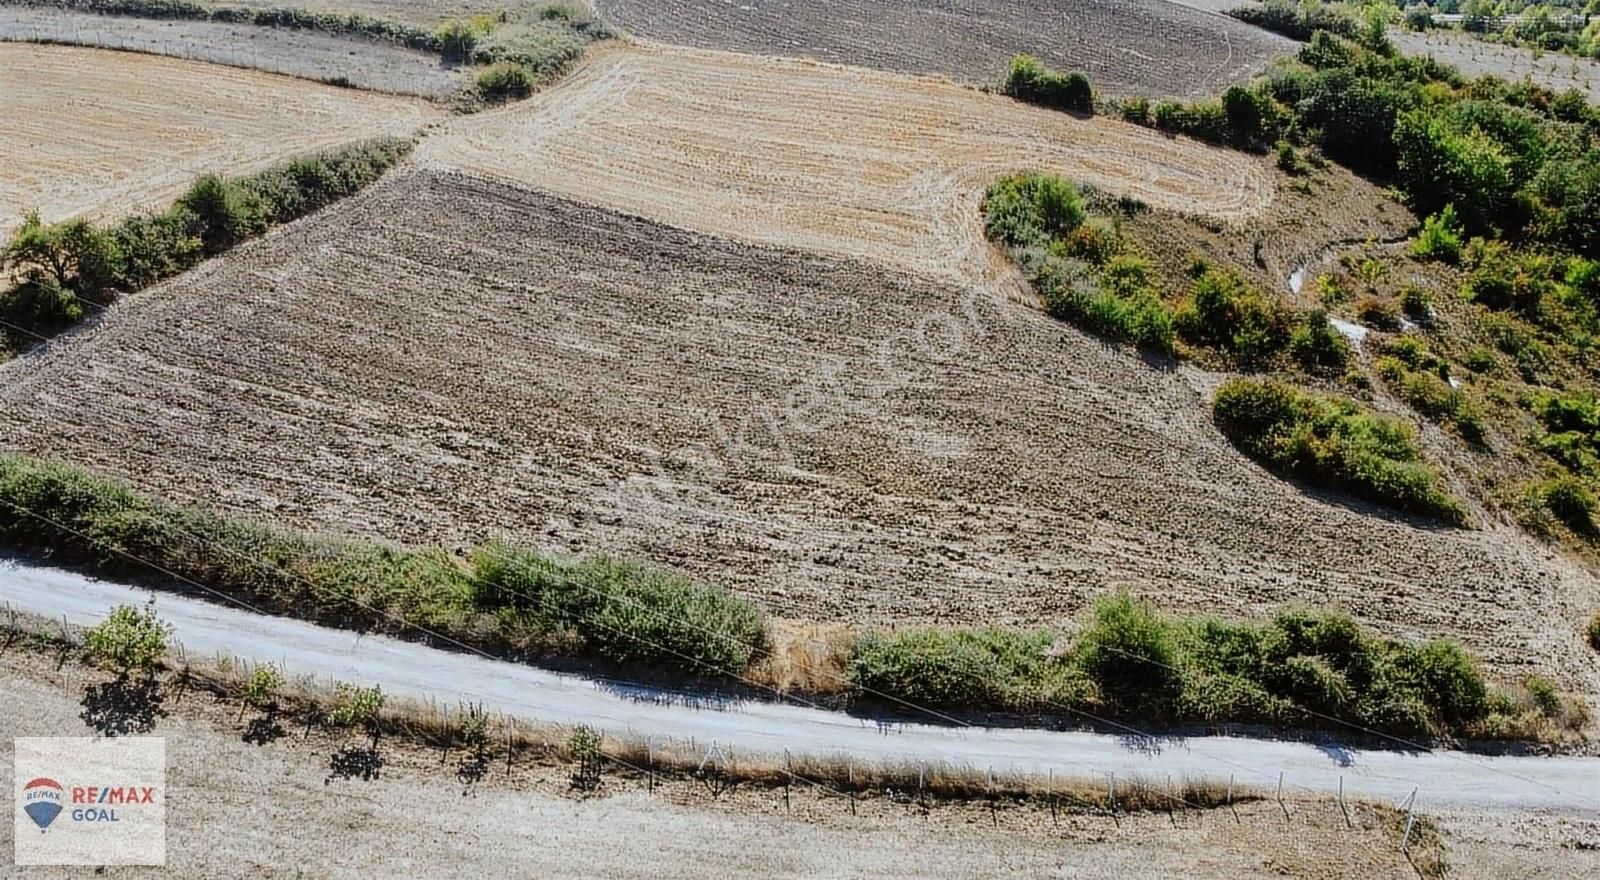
[
  {"xmin": 0, "ymin": 43, "xmax": 441, "ymax": 234},
  {"xmin": 2, "ymin": 168, "xmax": 1597, "ymax": 696},
  {"xmin": 592, "ymin": 0, "xmax": 1294, "ymax": 98},
  {"xmin": 418, "ymin": 43, "xmax": 1274, "ymax": 286}
]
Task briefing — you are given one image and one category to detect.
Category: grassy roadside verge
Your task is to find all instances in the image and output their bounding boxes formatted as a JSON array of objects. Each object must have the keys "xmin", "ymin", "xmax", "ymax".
[
  {"xmin": 0, "ymin": 138, "xmax": 410, "ymax": 355},
  {"xmin": 0, "ymin": 454, "xmax": 1584, "ymax": 744}
]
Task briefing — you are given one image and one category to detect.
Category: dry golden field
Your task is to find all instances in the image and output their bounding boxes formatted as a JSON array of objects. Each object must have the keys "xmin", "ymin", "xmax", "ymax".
[
  {"xmin": 0, "ymin": 43, "xmax": 442, "ymax": 236},
  {"xmin": 418, "ymin": 43, "xmax": 1275, "ymax": 286}
]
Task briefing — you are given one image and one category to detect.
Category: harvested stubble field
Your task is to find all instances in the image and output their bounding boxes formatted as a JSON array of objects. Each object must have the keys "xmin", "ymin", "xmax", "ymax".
[
  {"xmin": 4, "ymin": 168, "xmax": 1597, "ymax": 696},
  {"xmin": 592, "ymin": 0, "xmax": 1294, "ymax": 98},
  {"xmin": 0, "ymin": 43, "xmax": 441, "ymax": 235},
  {"xmin": 0, "ymin": 8, "xmax": 468, "ymax": 97},
  {"xmin": 418, "ymin": 43, "xmax": 1275, "ymax": 286}
]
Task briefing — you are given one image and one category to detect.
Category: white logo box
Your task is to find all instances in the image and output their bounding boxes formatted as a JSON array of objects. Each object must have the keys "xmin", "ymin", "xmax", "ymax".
[{"xmin": 13, "ymin": 737, "xmax": 166, "ymax": 866}]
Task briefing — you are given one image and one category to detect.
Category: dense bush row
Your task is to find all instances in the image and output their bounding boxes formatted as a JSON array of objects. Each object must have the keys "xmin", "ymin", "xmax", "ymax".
[
  {"xmin": 0, "ymin": 139, "xmax": 410, "ymax": 349},
  {"xmin": 850, "ymin": 593, "xmax": 1507, "ymax": 738},
  {"xmin": 3, "ymin": 454, "xmax": 1560, "ymax": 739},
  {"xmin": 0, "ymin": 455, "xmax": 768, "ymax": 672},
  {"xmin": 1001, "ymin": 55, "xmax": 1093, "ymax": 114},
  {"xmin": 1212, "ymin": 378, "xmax": 1466, "ymax": 523}
]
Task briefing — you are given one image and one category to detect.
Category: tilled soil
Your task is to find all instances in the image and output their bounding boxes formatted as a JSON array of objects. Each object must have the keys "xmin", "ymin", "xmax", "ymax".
[
  {"xmin": 592, "ymin": 0, "xmax": 1294, "ymax": 97},
  {"xmin": 3, "ymin": 167, "xmax": 1596, "ymax": 696},
  {"xmin": 0, "ymin": 9, "xmax": 469, "ymax": 98},
  {"xmin": 0, "ymin": 42, "xmax": 442, "ymax": 235},
  {"xmin": 418, "ymin": 42, "xmax": 1275, "ymax": 287}
]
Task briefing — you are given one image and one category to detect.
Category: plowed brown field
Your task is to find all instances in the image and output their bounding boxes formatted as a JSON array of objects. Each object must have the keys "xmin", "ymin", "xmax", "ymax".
[
  {"xmin": 418, "ymin": 43, "xmax": 1275, "ymax": 285},
  {"xmin": 592, "ymin": 0, "xmax": 1295, "ymax": 97},
  {"xmin": 3, "ymin": 169, "xmax": 1595, "ymax": 695},
  {"xmin": 0, "ymin": 43, "xmax": 442, "ymax": 234}
]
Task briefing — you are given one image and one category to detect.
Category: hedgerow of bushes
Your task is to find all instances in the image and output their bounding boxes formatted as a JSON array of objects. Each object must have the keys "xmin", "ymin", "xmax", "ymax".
[
  {"xmin": 0, "ymin": 454, "xmax": 768, "ymax": 673},
  {"xmin": 3, "ymin": 454, "xmax": 1565, "ymax": 739},
  {"xmin": 1001, "ymin": 55, "xmax": 1093, "ymax": 114},
  {"xmin": 0, "ymin": 138, "xmax": 410, "ymax": 350},
  {"xmin": 849, "ymin": 593, "xmax": 1509, "ymax": 739},
  {"xmin": 1212, "ymin": 378, "xmax": 1467, "ymax": 523}
]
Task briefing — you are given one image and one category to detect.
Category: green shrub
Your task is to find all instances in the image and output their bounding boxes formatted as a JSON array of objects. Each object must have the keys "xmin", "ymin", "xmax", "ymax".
[
  {"xmin": 1588, "ymin": 614, "xmax": 1600, "ymax": 652},
  {"xmin": 476, "ymin": 61, "xmax": 534, "ymax": 101},
  {"xmin": 1002, "ymin": 55, "xmax": 1093, "ymax": 114},
  {"xmin": 1175, "ymin": 268, "xmax": 1293, "ymax": 363},
  {"xmin": 1120, "ymin": 97, "xmax": 1150, "ymax": 125},
  {"xmin": 1074, "ymin": 594, "xmax": 1181, "ymax": 712},
  {"xmin": 84, "ymin": 602, "xmax": 170, "ymax": 675},
  {"xmin": 1412, "ymin": 204, "xmax": 1464, "ymax": 262},
  {"xmin": 1533, "ymin": 475, "xmax": 1597, "ymax": 532},
  {"xmin": 0, "ymin": 277, "xmax": 85, "ymax": 341},
  {"xmin": 847, "ymin": 627, "xmax": 1075, "ymax": 710},
  {"xmin": 436, "ymin": 17, "xmax": 487, "ymax": 63},
  {"xmin": 1212, "ymin": 379, "xmax": 1465, "ymax": 522},
  {"xmin": 1, "ymin": 212, "xmax": 122, "ymax": 297},
  {"xmin": 1289, "ymin": 309, "xmax": 1351, "ymax": 373},
  {"xmin": 982, "ymin": 173, "xmax": 1085, "ymax": 249},
  {"xmin": 1397, "ymin": 640, "xmax": 1488, "ymax": 728}
]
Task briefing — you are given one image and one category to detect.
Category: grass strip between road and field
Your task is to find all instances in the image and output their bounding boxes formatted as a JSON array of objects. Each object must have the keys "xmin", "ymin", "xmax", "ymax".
[
  {"xmin": 0, "ymin": 454, "xmax": 1584, "ymax": 744},
  {"xmin": 0, "ymin": 138, "xmax": 411, "ymax": 354}
]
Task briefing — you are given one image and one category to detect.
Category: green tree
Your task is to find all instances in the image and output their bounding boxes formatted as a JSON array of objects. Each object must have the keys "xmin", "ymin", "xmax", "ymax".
[{"xmin": 2, "ymin": 211, "xmax": 122, "ymax": 298}]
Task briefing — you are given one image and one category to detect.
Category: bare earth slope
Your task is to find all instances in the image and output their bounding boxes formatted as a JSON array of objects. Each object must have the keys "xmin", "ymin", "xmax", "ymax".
[
  {"xmin": 592, "ymin": 0, "xmax": 1295, "ymax": 97},
  {"xmin": 418, "ymin": 43, "xmax": 1274, "ymax": 285},
  {"xmin": 2, "ymin": 168, "xmax": 1596, "ymax": 695},
  {"xmin": 0, "ymin": 43, "xmax": 441, "ymax": 234}
]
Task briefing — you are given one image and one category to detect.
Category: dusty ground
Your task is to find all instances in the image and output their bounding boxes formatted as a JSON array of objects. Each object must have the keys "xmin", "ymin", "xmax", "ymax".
[
  {"xmin": 1393, "ymin": 30, "xmax": 1600, "ymax": 103},
  {"xmin": 3, "ymin": 168, "xmax": 1597, "ymax": 699},
  {"xmin": 1, "ymin": 648, "xmax": 1538, "ymax": 879},
  {"xmin": 0, "ymin": 8, "xmax": 468, "ymax": 97},
  {"xmin": 591, "ymin": 0, "xmax": 1294, "ymax": 97},
  {"xmin": 0, "ymin": 43, "xmax": 442, "ymax": 235},
  {"xmin": 418, "ymin": 42, "xmax": 1275, "ymax": 287}
]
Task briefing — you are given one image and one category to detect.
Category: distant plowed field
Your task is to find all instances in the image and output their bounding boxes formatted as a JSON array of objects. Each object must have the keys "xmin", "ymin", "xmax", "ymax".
[
  {"xmin": 0, "ymin": 43, "xmax": 441, "ymax": 233},
  {"xmin": 592, "ymin": 0, "xmax": 1294, "ymax": 97},
  {"xmin": 420, "ymin": 44, "xmax": 1274, "ymax": 283},
  {"xmin": 4, "ymin": 169, "xmax": 1594, "ymax": 692}
]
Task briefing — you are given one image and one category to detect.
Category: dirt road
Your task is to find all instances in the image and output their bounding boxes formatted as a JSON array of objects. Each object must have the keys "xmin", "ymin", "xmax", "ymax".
[
  {"xmin": 418, "ymin": 42, "xmax": 1274, "ymax": 285},
  {"xmin": 4, "ymin": 562, "xmax": 1598, "ymax": 815},
  {"xmin": 0, "ymin": 43, "xmax": 441, "ymax": 234}
]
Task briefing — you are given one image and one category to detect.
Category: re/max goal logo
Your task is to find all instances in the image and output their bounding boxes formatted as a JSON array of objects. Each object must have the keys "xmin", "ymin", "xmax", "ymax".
[{"xmin": 21, "ymin": 778, "xmax": 158, "ymax": 830}]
